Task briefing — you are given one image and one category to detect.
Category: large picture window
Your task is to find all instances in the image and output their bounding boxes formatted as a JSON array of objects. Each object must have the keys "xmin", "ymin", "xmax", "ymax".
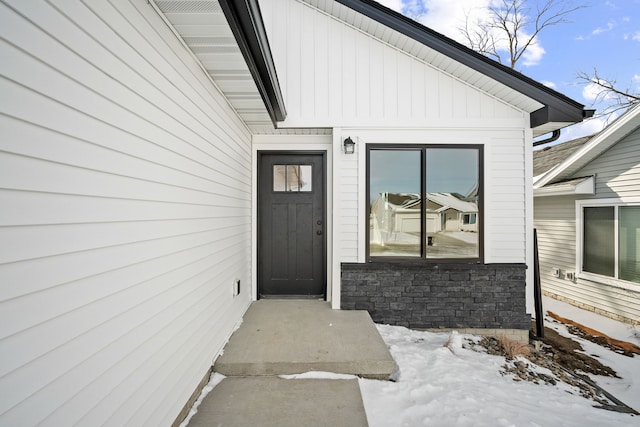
[
  {"xmin": 367, "ymin": 145, "xmax": 482, "ymax": 261},
  {"xmin": 581, "ymin": 203, "xmax": 640, "ymax": 284}
]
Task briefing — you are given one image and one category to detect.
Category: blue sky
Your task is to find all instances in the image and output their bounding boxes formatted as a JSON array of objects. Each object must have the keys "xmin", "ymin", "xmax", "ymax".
[{"xmin": 376, "ymin": 0, "xmax": 640, "ymax": 143}]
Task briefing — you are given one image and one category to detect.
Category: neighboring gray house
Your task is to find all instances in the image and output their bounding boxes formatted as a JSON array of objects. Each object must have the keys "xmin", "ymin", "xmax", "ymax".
[
  {"xmin": 534, "ymin": 103, "xmax": 640, "ymax": 325},
  {"xmin": 1, "ymin": 0, "xmax": 590, "ymax": 424}
]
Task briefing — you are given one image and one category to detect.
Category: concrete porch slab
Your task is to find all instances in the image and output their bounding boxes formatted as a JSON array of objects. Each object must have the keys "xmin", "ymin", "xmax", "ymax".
[
  {"xmin": 186, "ymin": 376, "xmax": 368, "ymax": 427},
  {"xmin": 214, "ymin": 300, "xmax": 397, "ymax": 379}
]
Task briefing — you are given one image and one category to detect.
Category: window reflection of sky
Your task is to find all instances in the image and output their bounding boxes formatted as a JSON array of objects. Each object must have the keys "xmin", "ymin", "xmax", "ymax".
[
  {"xmin": 369, "ymin": 148, "xmax": 478, "ymax": 203},
  {"xmin": 370, "ymin": 150, "xmax": 420, "ymax": 202},
  {"xmin": 426, "ymin": 149, "xmax": 478, "ymax": 195}
]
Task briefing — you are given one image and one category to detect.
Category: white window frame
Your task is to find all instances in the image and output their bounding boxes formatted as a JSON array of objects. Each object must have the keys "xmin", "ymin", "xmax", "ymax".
[{"xmin": 576, "ymin": 197, "xmax": 640, "ymax": 290}]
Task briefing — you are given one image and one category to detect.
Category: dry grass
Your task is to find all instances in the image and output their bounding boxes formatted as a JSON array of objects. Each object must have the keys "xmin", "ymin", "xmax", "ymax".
[
  {"xmin": 498, "ymin": 335, "xmax": 530, "ymax": 359},
  {"xmin": 443, "ymin": 332, "xmax": 460, "ymax": 354},
  {"xmin": 443, "ymin": 335, "xmax": 455, "ymax": 353}
]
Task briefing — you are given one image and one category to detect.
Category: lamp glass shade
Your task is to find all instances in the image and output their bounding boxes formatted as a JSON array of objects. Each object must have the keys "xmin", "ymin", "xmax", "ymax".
[{"xmin": 343, "ymin": 137, "xmax": 355, "ymax": 154}]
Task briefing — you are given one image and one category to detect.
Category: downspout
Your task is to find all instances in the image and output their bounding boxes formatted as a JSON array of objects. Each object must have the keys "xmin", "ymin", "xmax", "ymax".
[{"xmin": 532, "ymin": 129, "xmax": 561, "ymax": 147}]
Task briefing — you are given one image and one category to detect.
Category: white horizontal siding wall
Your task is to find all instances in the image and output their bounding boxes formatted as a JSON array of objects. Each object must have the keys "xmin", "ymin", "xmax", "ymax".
[
  {"xmin": 261, "ymin": 0, "xmax": 524, "ymax": 129},
  {"xmin": 0, "ymin": 1, "xmax": 252, "ymax": 425},
  {"xmin": 578, "ymin": 127, "xmax": 640, "ymax": 199},
  {"xmin": 534, "ymin": 128, "xmax": 640, "ymax": 323},
  {"xmin": 534, "ymin": 196, "xmax": 580, "ymax": 293}
]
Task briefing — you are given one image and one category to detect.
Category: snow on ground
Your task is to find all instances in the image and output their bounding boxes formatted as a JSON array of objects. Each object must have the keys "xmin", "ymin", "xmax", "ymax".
[
  {"xmin": 360, "ymin": 322, "xmax": 639, "ymax": 427},
  {"xmin": 443, "ymin": 231, "xmax": 478, "ymax": 245},
  {"xmin": 541, "ymin": 296, "xmax": 640, "ymax": 412},
  {"xmin": 542, "ymin": 296, "xmax": 640, "ymax": 347},
  {"xmin": 359, "ymin": 297, "xmax": 640, "ymax": 426},
  {"xmin": 279, "ymin": 372, "xmax": 358, "ymax": 380},
  {"xmin": 178, "ymin": 373, "xmax": 225, "ymax": 427}
]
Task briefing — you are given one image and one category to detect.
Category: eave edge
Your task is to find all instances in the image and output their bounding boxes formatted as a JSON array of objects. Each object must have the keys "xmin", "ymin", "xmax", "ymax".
[{"xmin": 219, "ymin": 0, "xmax": 287, "ymax": 124}]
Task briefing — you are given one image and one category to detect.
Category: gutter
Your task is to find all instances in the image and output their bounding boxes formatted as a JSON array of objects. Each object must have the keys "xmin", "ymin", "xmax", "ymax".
[
  {"xmin": 533, "ymin": 130, "xmax": 561, "ymax": 147},
  {"xmin": 532, "ymin": 110, "xmax": 595, "ymax": 146}
]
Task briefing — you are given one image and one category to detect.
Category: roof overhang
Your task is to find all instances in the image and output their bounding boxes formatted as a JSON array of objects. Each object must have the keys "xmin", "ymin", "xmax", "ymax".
[
  {"xmin": 534, "ymin": 176, "xmax": 595, "ymax": 197},
  {"xmin": 151, "ymin": 0, "xmax": 283, "ymax": 132},
  {"xmin": 218, "ymin": 0, "xmax": 286, "ymax": 123},
  {"xmin": 154, "ymin": 0, "xmax": 590, "ymax": 134}
]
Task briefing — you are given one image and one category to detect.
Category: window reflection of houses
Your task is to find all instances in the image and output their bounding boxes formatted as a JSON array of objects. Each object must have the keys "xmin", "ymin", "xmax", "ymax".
[
  {"xmin": 427, "ymin": 192, "xmax": 478, "ymax": 233},
  {"xmin": 370, "ymin": 192, "xmax": 478, "ymax": 255}
]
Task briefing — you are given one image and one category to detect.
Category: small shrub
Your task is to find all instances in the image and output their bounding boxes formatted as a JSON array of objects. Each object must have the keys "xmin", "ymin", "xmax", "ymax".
[{"xmin": 498, "ymin": 336, "xmax": 530, "ymax": 359}]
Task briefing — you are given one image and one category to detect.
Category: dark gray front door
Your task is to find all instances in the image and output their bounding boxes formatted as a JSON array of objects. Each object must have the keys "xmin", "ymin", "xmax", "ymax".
[{"xmin": 258, "ymin": 153, "xmax": 326, "ymax": 297}]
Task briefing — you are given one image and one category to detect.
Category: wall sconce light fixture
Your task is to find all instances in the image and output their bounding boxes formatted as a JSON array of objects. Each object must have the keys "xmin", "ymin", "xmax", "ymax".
[{"xmin": 343, "ymin": 137, "xmax": 355, "ymax": 154}]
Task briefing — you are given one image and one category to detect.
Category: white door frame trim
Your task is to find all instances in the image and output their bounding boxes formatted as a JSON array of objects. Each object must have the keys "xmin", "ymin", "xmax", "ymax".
[{"xmin": 252, "ymin": 135, "xmax": 334, "ymax": 303}]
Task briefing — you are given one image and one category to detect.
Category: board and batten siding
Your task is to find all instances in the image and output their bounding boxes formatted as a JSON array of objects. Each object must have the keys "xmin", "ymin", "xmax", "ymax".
[
  {"xmin": 534, "ymin": 127, "xmax": 640, "ymax": 323},
  {"xmin": 485, "ymin": 131, "xmax": 529, "ymax": 264},
  {"xmin": 335, "ymin": 143, "xmax": 359, "ymax": 263},
  {"xmin": 0, "ymin": 1, "xmax": 252, "ymax": 425},
  {"xmin": 261, "ymin": 0, "xmax": 526, "ymax": 129}
]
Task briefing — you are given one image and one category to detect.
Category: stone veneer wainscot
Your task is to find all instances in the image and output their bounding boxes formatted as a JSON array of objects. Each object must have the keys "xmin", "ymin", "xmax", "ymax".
[{"xmin": 341, "ymin": 263, "xmax": 531, "ymax": 331}]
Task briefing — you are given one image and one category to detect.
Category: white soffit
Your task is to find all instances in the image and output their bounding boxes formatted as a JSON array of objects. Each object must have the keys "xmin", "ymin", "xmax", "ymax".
[
  {"xmin": 534, "ymin": 176, "xmax": 595, "ymax": 197},
  {"xmin": 153, "ymin": 0, "xmax": 273, "ymax": 131}
]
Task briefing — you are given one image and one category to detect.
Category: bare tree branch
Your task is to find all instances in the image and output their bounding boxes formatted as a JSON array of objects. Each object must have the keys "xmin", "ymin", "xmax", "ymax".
[
  {"xmin": 458, "ymin": 1, "xmax": 637, "ymax": 120},
  {"xmin": 577, "ymin": 68, "xmax": 640, "ymax": 121},
  {"xmin": 459, "ymin": 10, "xmax": 501, "ymax": 63},
  {"xmin": 459, "ymin": 0, "xmax": 586, "ymax": 70}
]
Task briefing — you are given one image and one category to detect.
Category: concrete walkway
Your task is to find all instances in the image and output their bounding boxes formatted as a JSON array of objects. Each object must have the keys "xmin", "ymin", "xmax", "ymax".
[
  {"xmin": 187, "ymin": 376, "xmax": 368, "ymax": 427},
  {"xmin": 187, "ymin": 300, "xmax": 397, "ymax": 426}
]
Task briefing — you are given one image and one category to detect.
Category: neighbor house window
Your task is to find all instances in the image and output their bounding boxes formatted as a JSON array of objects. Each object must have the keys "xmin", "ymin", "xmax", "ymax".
[
  {"xmin": 367, "ymin": 145, "xmax": 482, "ymax": 261},
  {"xmin": 580, "ymin": 202, "xmax": 640, "ymax": 285}
]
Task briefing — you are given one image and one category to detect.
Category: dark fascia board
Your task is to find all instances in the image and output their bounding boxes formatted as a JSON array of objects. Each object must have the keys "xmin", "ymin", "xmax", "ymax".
[
  {"xmin": 336, "ymin": 0, "xmax": 592, "ymax": 128},
  {"xmin": 531, "ymin": 105, "xmax": 594, "ymax": 129},
  {"xmin": 219, "ymin": 0, "xmax": 287, "ymax": 123}
]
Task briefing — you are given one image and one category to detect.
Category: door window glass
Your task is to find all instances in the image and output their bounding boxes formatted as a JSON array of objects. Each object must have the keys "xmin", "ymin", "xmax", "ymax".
[{"xmin": 273, "ymin": 165, "xmax": 312, "ymax": 192}]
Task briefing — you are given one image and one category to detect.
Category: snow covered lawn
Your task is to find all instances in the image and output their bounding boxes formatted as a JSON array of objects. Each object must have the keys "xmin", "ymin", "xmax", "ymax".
[{"xmin": 360, "ymin": 297, "xmax": 639, "ymax": 427}]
